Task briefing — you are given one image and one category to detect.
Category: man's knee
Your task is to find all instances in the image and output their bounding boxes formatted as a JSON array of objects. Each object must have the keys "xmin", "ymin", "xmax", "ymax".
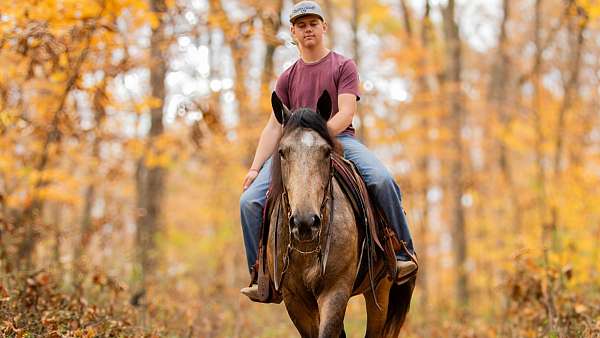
[
  {"xmin": 368, "ymin": 170, "xmax": 390, "ymax": 188},
  {"xmin": 240, "ymin": 189, "xmax": 263, "ymax": 214},
  {"xmin": 240, "ymin": 190, "xmax": 253, "ymax": 210},
  {"xmin": 368, "ymin": 171, "xmax": 402, "ymax": 198}
]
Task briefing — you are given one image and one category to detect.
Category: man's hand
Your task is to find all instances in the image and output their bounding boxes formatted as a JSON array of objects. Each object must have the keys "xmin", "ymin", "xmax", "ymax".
[{"xmin": 242, "ymin": 169, "xmax": 259, "ymax": 191}]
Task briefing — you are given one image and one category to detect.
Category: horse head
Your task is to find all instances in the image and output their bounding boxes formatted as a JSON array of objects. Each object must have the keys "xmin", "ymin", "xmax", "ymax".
[{"xmin": 271, "ymin": 90, "xmax": 337, "ymax": 244}]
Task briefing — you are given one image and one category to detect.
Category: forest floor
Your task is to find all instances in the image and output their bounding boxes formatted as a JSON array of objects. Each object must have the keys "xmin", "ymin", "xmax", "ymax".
[{"xmin": 1, "ymin": 259, "xmax": 599, "ymax": 337}]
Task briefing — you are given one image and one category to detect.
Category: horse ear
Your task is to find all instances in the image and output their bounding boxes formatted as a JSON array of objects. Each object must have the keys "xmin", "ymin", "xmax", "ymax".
[
  {"xmin": 316, "ymin": 90, "xmax": 332, "ymax": 121},
  {"xmin": 272, "ymin": 91, "xmax": 291, "ymax": 125}
]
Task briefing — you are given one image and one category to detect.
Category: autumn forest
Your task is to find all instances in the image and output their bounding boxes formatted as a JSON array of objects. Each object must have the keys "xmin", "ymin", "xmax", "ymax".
[{"xmin": 1, "ymin": 0, "xmax": 600, "ymax": 336}]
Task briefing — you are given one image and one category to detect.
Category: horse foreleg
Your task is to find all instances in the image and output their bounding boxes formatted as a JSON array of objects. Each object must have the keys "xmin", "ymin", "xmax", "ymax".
[
  {"xmin": 316, "ymin": 288, "xmax": 351, "ymax": 338},
  {"xmin": 284, "ymin": 290, "xmax": 320, "ymax": 338},
  {"xmin": 364, "ymin": 278, "xmax": 392, "ymax": 338}
]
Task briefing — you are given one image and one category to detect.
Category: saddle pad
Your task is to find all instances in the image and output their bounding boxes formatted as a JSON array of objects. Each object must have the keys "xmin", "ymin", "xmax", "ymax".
[{"xmin": 330, "ymin": 153, "xmax": 383, "ymax": 251}]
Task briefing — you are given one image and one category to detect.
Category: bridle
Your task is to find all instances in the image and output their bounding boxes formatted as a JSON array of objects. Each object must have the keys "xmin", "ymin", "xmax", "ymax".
[
  {"xmin": 270, "ymin": 131, "xmax": 387, "ymax": 309},
  {"xmin": 273, "ymin": 149, "xmax": 335, "ymax": 289},
  {"xmin": 282, "ymin": 154, "xmax": 333, "ymax": 253}
]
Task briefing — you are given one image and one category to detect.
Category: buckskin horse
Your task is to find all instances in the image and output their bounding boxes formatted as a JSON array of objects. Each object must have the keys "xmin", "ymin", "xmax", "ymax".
[{"xmin": 264, "ymin": 90, "xmax": 415, "ymax": 337}]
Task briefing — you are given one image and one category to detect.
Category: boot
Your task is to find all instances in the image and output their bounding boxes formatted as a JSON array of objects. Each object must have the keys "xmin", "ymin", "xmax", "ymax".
[
  {"xmin": 240, "ymin": 284, "xmax": 283, "ymax": 304},
  {"xmin": 240, "ymin": 285, "xmax": 262, "ymax": 301},
  {"xmin": 395, "ymin": 259, "xmax": 417, "ymax": 285}
]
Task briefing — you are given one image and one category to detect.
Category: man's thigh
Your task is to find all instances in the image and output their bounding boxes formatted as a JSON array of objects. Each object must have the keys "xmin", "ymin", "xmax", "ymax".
[{"xmin": 337, "ymin": 135, "xmax": 391, "ymax": 185}]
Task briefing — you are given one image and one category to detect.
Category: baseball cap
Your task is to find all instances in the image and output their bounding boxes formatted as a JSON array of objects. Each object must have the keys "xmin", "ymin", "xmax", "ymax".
[{"xmin": 289, "ymin": 1, "xmax": 325, "ymax": 24}]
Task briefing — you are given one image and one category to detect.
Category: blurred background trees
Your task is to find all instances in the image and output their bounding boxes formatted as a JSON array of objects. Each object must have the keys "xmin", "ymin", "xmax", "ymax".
[{"xmin": 1, "ymin": 0, "xmax": 599, "ymax": 336}]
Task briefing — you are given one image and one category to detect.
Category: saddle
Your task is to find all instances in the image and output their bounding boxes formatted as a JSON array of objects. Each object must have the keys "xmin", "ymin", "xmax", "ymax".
[{"xmin": 249, "ymin": 153, "xmax": 413, "ymax": 303}]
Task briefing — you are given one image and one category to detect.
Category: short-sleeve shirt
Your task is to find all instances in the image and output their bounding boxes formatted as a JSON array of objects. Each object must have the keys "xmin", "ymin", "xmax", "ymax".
[{"xmin": 275, "ymin": 51, "xmax": 360, "ymax": 136}]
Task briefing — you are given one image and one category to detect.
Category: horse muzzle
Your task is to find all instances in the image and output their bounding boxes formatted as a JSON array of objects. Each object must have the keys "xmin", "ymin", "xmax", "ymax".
[{"xmin": 289, "ymin": 213, "xmax": 321, "ymax": 242}]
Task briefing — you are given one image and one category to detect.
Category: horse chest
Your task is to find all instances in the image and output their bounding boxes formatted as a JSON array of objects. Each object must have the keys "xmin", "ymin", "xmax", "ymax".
[{"xmin": 288, "ymin": 255, "xmax": 323, "ymax": 292}]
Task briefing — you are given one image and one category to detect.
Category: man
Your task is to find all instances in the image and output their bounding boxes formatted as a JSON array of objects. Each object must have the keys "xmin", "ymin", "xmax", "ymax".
[{"xmin": 239, "ymin": 0, "xmax": 416, "ymax": 301}]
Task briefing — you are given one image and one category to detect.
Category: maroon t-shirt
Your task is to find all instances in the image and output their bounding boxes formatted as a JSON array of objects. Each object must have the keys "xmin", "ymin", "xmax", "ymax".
[{"xmin": 275, "ymin": 51, "xmax": 361, "ymax": 136}]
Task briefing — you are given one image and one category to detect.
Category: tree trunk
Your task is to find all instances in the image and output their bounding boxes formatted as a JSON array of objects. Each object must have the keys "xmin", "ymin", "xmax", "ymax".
[
  {"xmin": 259, "ymin": 0, "xmax": 284, "ymax": 115},
  {"xmin": 487, "ymin": 0, "xmax": 523, "ymax": 235},
  {"xmin": 399, "ymin": 0, "xmax": 412, "ymax": 37},
  {"xmin": 15, "ymin": 25, "xmax": 97, "ymax": 270},
  {"xmin": 442, "ymin": 0, "xmax": 468, "ymax": 310},
  {"xmin": 51, "ymin": 203, "xmax": 63, "ymax": 277},
  {"xmin": 548, "ymin": 0, "xmax": 588, "ymax": 293},
  {"xmin": 323, "ymin": 0, "xmax": 335, "ymax": 48},
  {"xmin": 552, "ymin": 2, "xmax": 587, "ymax": 175},
  {"xmin": 351, "ymin": 0, "xmax": 366, "ymax": 143},
  {"xmin": 415, "ymin": 0, "xmax": 435, "ymax": 318},
  {"xmin": 528, "ymin": 0, "xmax": 558, "ymax": 331},
  {"xmin": 208, "ymin": 0, "xmax": 256, "ymax": 163},
  {"xmin": 74, "ymin": 80, "xmax": 108, "ymax": 278},
  {"xmin": 203, "ymin": 29, "xmax": 224, "ymax": 138},
  {"xmin": 136, "ymin": 0, "xmax": 167, "ymax": 288},
  {"xmin": 399, "ymin": 0, "xmax": 435, "ymax": 318}
]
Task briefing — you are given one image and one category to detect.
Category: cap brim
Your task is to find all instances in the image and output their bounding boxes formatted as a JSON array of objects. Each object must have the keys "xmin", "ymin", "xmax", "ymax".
[{"xmin": 290, "ymin": 13, "xmax": 324, "ymax": 24}]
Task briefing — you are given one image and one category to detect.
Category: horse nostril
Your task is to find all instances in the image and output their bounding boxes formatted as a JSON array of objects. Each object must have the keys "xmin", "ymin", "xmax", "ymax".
[
  {"xmin": 289, "ymin": 216, "xmax": 297, "ymax": 228},
  {"xmin": 289, "ymin": 214, "xmax": 320, "ymax": 229},
  {"xmin": 311, "ymin": 215, "xmax": 321, "ymax": 228}
]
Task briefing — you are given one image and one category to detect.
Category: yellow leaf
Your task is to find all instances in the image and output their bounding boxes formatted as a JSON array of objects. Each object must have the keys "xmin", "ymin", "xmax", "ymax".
[
  {"xmin": 0, "ymin": 110, "xmax": 16, "ymax": 128},
  {"xmin": 50, "ymin": 72, "xmax": 67, "ymax": 82},
  {"xmin": 148, "ymin": 96, "xmax": 163, "ymax": 109},
  {"xmin": 126, "ymin": 139, "xmax": 145, "ymax": 157},
  {"xmin": 85, "ymin": 327, "xmax": 96, "ymax": 338},
  {"xmin": 81, "ymin": 1, "xmax": 101, "ymax": 18},
  {"xmin": 59, "ymin": 53, "xmax": 69, "ymax": 67},
  {"xmin": 574, "ymin": 303, "xmax": 588, "ymax": 314},
  {"xmin": 147, "ymin": 13, "xmax": 160, "ymax": 29}
]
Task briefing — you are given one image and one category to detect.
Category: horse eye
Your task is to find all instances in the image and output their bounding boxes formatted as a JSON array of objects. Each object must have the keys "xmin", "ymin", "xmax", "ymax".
[{"xmin": 279, "ymin": 149, "xmax": 285, "ymax": 159}]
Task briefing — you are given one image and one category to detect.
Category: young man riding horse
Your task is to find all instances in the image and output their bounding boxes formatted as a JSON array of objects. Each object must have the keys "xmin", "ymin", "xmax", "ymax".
[{"xmin": 240, "ymin": 0, "xmax": 417, "ymax": 301}]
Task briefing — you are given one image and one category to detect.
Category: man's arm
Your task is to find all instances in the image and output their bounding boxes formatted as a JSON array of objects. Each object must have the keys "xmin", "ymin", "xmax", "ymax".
[
  {"xmin": 327, "ymin": 93, "xmax": 357, "ymax": 136},
  {"xmin": 250, "ymin": 114, "xmax": 282, "ymax": 171},
  {"xmin": 242, "ymin": 114, "xmax": 282, "ymax": 190}
]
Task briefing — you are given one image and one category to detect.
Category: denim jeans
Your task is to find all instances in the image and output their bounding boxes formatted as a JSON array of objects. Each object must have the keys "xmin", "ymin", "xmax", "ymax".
[{"xmin": 239, "ymin": 134, "xmax": 415, "ymax": 272}]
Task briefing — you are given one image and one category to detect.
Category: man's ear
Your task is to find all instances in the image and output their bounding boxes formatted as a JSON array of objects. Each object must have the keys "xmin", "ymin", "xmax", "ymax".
[
  {"xmin": 316, "ymin": 90, "xmax": 332, "ymax": 121},
  {"xmin": 272, "ymin": 91, "xmax": 291, "ymax": 125},
  {"xmin": 290, "ymin": 25, "xmax": 298, "ymax": 46}
]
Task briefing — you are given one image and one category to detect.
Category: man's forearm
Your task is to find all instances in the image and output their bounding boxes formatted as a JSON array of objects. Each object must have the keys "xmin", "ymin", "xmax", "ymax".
[
  {"xmin": 250, "ymin": 124, "xmax": 281, "ymax": 171},
  {"xmin": 328, "ymin": 94, "xmax": 357, "ymax": 136},
  {"xmin": 327, "ymin": 110, "xmax": 354, "ymax": 136}
]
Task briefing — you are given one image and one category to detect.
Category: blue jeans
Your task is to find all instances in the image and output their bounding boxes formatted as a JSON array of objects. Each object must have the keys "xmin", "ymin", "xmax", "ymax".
[{"xmin": 239, "ymin": 134, "xmax": 415, "ymax": 272}]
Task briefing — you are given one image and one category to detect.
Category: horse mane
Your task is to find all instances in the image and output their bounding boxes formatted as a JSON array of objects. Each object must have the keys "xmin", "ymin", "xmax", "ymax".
[{"xmin": 269, "ymin": 108, "xmax": 343, "ymax": 199}]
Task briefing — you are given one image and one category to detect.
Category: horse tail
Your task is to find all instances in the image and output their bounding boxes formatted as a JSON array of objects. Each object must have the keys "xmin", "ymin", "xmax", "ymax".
[{"xmin": 383, "ymin": 276, "xmax": 416, "ymax": 336}]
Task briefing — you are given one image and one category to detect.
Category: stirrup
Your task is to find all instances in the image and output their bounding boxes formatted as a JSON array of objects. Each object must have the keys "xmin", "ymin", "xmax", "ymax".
[
  {"xmin": 244, "ymin": 260, "xmax": 282, "ymax": 304},
  {"xmin": 247, "ymin": 262, "xmax": 259, "ymax": 287}
]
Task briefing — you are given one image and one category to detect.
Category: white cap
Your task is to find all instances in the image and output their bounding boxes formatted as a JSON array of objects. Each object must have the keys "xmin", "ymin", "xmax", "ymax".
[{"xmin": 289, "ymin": 1, "xmax": 325, "ymax": 24}]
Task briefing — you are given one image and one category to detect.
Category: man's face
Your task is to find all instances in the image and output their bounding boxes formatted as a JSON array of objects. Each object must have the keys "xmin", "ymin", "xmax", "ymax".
[{"xmin": 291, "ymin": 15, "xmax": 327, "ymax": 49}]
